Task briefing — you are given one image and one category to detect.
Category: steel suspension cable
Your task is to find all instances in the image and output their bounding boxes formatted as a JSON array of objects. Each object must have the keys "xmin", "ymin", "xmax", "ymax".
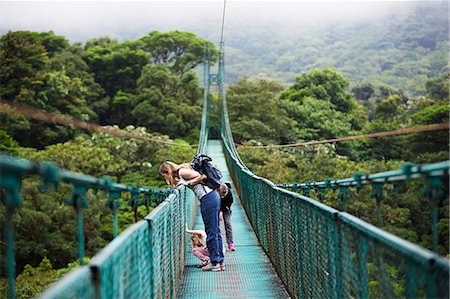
[
  {"xmin": 0, "ymin": 101, "xmax": 196, "ymax": 147},
  {"xmin": 220, "ymin": 0, "xmax": 227, "ymax": 46},
  {"xmin": 236, "ymin": 123, "xmax": 450, "ymax": 149}
]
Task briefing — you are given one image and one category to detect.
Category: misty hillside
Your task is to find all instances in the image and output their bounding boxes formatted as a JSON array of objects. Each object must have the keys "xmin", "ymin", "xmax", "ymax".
[
  {"xmin": 220, "ymin": 3, "xmax": 448, "ymax": 96},
  {"xmin": 2, "ymin": 1, "xmax": 448, "ymax": 96}
]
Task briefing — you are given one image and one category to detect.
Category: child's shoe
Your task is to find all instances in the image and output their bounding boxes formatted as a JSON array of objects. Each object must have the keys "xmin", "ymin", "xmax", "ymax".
[
  {"xmin": 228, "ymin": 243, "xmax": 236, "ymax": 251},
  {"xmin": 196, "ymin": 260, "xmax": 209, "ymax": 268}
]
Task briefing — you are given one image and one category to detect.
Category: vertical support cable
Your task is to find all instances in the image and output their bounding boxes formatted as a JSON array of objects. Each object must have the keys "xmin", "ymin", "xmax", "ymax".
[
  {"xmin": 6, "ymin": 206, "xmax": 16, "ymax": 299},
  {"xmin": 1, "ymin": 169, "xmax": 23, "ymax": 299},
  {"xmin": 68, "ymin": 183, "xmax": 88, "ymax": 265},
  {"xmin": 423, "ymin": 176, "xmax": 445, "ymax": 253},
  {"xmin": 109, "ymin": 190, "xmax": 122, "ymax": 238},
  {"xmin": 220, "ymin": 0, "xmax": 227, "ymax": 46},
  {"xmin": 199, "ymin": 43, "xmax": 211, "ymax": 154}
]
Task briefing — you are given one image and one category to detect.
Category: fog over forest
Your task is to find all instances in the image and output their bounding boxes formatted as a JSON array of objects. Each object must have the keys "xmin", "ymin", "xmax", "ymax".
[
  {"xmin": 2, "ymin": 1, "xmax": 418, "ymax": 43},
  {"xmin": 2, "ymin": 1, "xmax": 449, "ymax": 93}
]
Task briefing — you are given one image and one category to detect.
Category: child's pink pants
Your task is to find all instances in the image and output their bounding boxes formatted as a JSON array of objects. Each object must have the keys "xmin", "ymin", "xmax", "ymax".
[{"xmin": 193, "ymin": 247, "xmax": 210, "ymax": 261}]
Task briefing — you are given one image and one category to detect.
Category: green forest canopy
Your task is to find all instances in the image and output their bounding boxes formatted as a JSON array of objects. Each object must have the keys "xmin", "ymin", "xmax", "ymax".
[{"xmin": 0, "ymin": 21, "xmax": 448, "ymax": 298}]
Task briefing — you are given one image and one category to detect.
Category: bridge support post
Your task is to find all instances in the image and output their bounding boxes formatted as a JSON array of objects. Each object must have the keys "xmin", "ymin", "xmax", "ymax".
[
  {"xmin": 1, "ymin": 169, "xmax": 23, "ymax": 299},
  {"xmin": 67, "ymin": 183, "xmax": 88, "ymax": 265},
  {"xmin": 423, "ymin": 176, "xmax": 445, "ymax": 253}
]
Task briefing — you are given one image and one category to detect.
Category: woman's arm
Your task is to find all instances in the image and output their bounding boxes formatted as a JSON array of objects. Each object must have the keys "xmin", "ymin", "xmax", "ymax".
[{"xmin": 178, "ymin": 168, "xmax": 206, "ymax": 186}]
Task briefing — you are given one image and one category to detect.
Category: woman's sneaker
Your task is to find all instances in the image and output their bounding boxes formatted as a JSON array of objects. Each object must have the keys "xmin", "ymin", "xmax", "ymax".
[
  {"xmin": 228, "ymin": 243, "xmax": 236, "ymax": 251},
  {"xmin": 202, "ymin": 263, "xmax": 223, "ymax": 272}
]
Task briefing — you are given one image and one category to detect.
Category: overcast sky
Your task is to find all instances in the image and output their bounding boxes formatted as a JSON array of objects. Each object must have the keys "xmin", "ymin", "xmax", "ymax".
[{"xmin": 0, "ymin": 1, "xmax": 443, "ymax": 43}]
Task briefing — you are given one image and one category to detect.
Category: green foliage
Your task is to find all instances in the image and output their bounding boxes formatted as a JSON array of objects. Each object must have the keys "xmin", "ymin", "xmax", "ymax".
[
  {"xmin": 0, "ymin": 257, "xmax": 91, "ymax": 299},
  {"xmin": 138, "ymin": 30, "xmax": 218, "ymax": 77},
  {"xmin": 0, "ymin": 29, "xmax": 207, "ymax": 146},
  {"xmin": 0, "ymin": 31, "xmax": 100, "ymax": 148},
  {"xmin": 281, "ymin": 67, "xmax": 355, "ymax": 113},
  {"xmin": 83, "ymin": 38, "xmax": 149, "ymax": 98},
  {"xmin": 405, "ymin": 102, "xmax": 450, "ymax": 157},
  {"xmin": 131, "ymin": 64, "xmax": 203, "ymax": 140},
  {"xmin": 374, "ymin": 95, "xmax": 404, "ymax": 122},
  {"xmin": 425, "ymin": 74, "xmax": 450, "ymax": 101},
  {"xmin": 14, "ymin": 258, "xmax": 59, "ymax": 298},
  {"xmin": 224, "ymin": 2, "xmax": 448, "ymax": 97},
  {"xmin": 0, "ymin": 129, "xmax": 19, "ymax": 154},
  {"xmin": 283, "ymin": 97, "xmax": 352, "ymax": 140},
  {"xmin": 227, "ymin": 79, "xmax": 297, "ymax": 144}
]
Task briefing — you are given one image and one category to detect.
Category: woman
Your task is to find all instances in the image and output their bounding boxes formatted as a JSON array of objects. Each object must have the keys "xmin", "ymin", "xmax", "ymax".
[{"xmin": 160, "ymin": 161, "xmax": 224, "ymax": 272}]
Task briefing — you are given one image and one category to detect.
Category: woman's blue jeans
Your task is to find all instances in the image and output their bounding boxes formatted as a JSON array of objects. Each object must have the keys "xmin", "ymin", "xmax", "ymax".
[{"xmin": 200, "ymin": 191, "xmax": 224, "ymax": 264}]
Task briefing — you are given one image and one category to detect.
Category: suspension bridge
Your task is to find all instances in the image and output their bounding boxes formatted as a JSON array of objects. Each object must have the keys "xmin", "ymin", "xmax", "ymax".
[{"xmin": 1, "ymin": 41, "xmax": 449, "ymax": 299}]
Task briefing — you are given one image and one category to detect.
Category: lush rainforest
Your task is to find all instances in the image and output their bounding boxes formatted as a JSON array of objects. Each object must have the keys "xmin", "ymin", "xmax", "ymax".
[{"xmin": 0, "ymin": 2, "xmax": 449, "ymax": 297}]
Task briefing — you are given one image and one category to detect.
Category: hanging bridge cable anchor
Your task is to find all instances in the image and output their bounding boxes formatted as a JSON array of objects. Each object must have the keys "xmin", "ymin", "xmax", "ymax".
[
  {"xmin": 422, "ymin": 175, "xmax": 446, "ymax": 253},
  {"xmin": 128, "ymin": 186, "xmax": 141, "ymax": 223},
  {"xmin": 102, "ymin": 178, "xmax": 122, "ymax": 238},
  {"xmin": 337, "ymin": 185, "xmax": 350, "ymax": 211},
  {"xmin": 370, "ymin": 181, "xmax": 385, "ymax": 227},
  {"xmin": 67, "ymin": 183, "xmax": 89, "ymax": 265},
  {"xmin": 302, "ymin": 182, "xmax": 312, "ymax": 197},
  {"xmin": 316, "ymin": 186, "xmax": 326, "ymax": 203},
  {"xmin": 353, "ymin": 172, "xmax": 366, "ymax": 193},
  {"xmin": 0, "ymin": 161, "xmax": 28, "ymax": 299},
  {"xmin": 401, "ymin": 162, "xmax": 415, "ymax": 181},
  {"xmin": 39, "ymin": 162, "xmax": 60, "ymax": 192}
]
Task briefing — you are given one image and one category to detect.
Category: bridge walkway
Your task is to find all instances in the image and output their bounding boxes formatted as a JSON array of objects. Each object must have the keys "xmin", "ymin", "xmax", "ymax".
[{"xmin": 176, "ymin": 140, "xmax": 290, "ymax": 298}]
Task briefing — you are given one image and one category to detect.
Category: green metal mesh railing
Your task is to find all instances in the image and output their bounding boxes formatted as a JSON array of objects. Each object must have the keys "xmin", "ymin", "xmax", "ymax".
[
  {"xmin": 2, "ymin": 42, "xmax": 212, "ymax": 299},
  {"xmin": 0, "ymin": 153, "xmax": 198, "ymax": 298},
  {"xmin": 218, "ymin": 42, "xmax": 450, "ymax": 298},
  {"xmin": 40, "ymin": 188, "xmax": 197, "ymax": 299},
  {"xmin": 277, "ymin": 161, "xmax": 450, "ymax": 253},
  {"xmin": 221, "ymin": 140, "xmax": 450, "ymax": 299}
]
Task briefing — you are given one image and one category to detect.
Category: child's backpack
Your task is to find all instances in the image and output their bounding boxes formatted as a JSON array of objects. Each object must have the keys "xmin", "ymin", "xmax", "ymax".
[{"xmin": 191, "ymin": 154, "xmax": 223, "ymax": 189}]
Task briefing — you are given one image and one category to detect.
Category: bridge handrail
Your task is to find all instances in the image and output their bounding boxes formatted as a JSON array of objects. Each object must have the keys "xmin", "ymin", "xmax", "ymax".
[
  {"xmin": 39, "ymin": 187, "xmax": 196, "ymax": 299},
  {"xmin": 221, "ymin": 130, "xmax": 450, "ymax": 299},
  {"xmin": 277, "ymin": 160, "xmax": 450, "ymax": 188},
  {"xmin": 0, "ymin": 153, "xmax": 191, "ymax": 299}
]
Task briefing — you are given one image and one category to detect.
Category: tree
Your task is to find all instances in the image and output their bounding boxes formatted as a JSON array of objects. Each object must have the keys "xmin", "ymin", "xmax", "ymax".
[
  {"xmin": 352, "ymin": 83, "xmax": 375, "ymax": 102},
  {"xmin": 282, "ymin": 97, "xmax": 351, "ymax": 141},
  {"xmin": 0, "ymin": 31, "xmax": 49, "ymax": 101},
  {"xmin": 138, "ymin": 31, "xmax": 218, "ymax": 77},
  {"xmin": 83, "ymin": 38, "xmax": 149, "ymax": 99},
  {"xmin": 425, "ymin": 74, "xmax": 449, "ymax": 101},
  {"xmin": 49, "ymin": 45, "xmax": 107, "ymax": 121},
  {"xmin": 226, "ymin": 79, "xmax": 297, "ymax": 144},
  {"xmin": 374, "ymin": 95, "xmax": 404, "ymax": 122},
  {"xmin": 405, "ymin": 102, "xmax": 449, "ymax": 156},
  {"xmin": 0, "ymin": 31, "xmax": 99, "ymax": 148},
  {"xmin": 280, "ymin": 67, "xmax": 355, "ymax": 113},
  {"xmin": 0, "ymin": 129, "xmax": 19, "ymax": 154},
  {"xmin": 131, "ymin": 64, "xmax": 203, "ymax": 139}
]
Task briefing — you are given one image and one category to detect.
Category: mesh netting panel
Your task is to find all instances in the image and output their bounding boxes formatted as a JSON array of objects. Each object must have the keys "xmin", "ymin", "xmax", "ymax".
[
  {"xmin": 339, "ymin": 213, "xmax": 450, "ymax": 299},
  {"xmin": 38, "ymin": 267, "xmax": 94, "ymax": 299},
  {"xmin": 90, "ymin": 220, "xmax": 152, "ymax": 298},
  {"xmin": 40, "ymin": 187, "xmax": 197, "ymax": 299},
  {"xmin": 222, "ymin": 140, "xmax": 449, "ymax": 299}
]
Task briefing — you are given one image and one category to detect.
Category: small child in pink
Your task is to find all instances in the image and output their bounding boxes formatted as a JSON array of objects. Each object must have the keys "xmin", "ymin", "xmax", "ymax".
[{"xmin": 186, "ymin": 224, "xmax": 210, "ymax": 268}]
